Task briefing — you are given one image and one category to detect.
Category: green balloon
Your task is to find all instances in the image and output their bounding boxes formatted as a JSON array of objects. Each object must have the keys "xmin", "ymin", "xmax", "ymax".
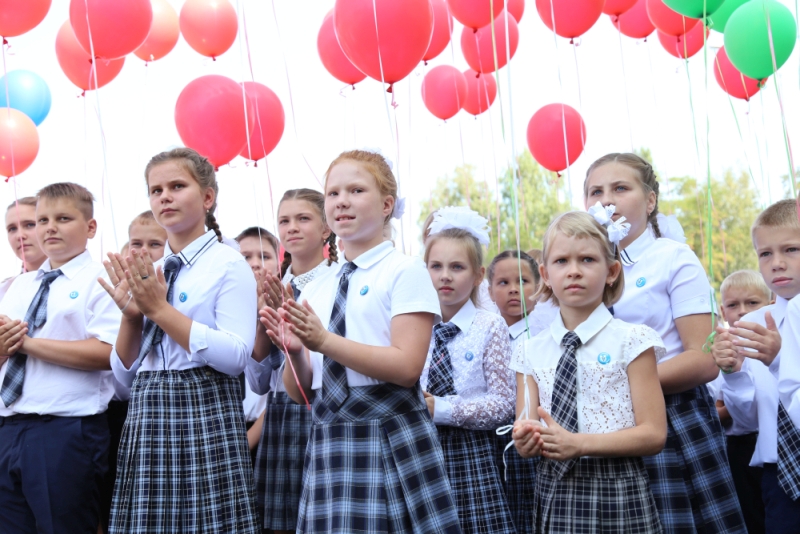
[
  {"xmin": 724, "ymin": 0, "xmax": 796, "ymax": 79},
  {"xmin": 708, "ymin": 0, "xmax": 751, "ymax": 33},
  {"xmin": 663, "ymin": 0, "xmax": 726, "ymax": 18}
]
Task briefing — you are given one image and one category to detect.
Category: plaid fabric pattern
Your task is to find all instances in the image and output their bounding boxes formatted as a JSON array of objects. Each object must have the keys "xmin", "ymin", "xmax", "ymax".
[
  {"xmin": 426, "ymin": 322, "xmax": 461, "ymax": 397},
  {"xmin": 534, "ymin": 455, "xmax": 663, "ymax": 533},
  {"xmin": 492, "ymin": 423, "xmax": 537, "ymax": 533},
  {"xmin": 547, "ymin": 331, "xmax": 582, "ymax": 480},
  {"xmin": 136, "ymin": 255, "xmax": 182, "ymax": 363},
  {"xmin": 0, "ymin": 269, "xmax": 62, "ymax": 405},
  {"xmin": 109, "ymin": 367, "xmax": 259, "ymax": 534},
  {"xmin": 321, "ymin": 261, "xmax": 357, "ymax": 411},
  {"xmin": 777, "ymin": 402, "xmax": 800, "ymax": 501},
  {"xmin": 644, "ymin": 386, "xmax": 746, "ymax": 534},
  {"xmin": 297, "ymin": 382, "xmax": 462, "ymax": 534},
  {"xmin": 436, "ymin": 425, "xmax": 515, "ymax": 534},
  {"xmin": 267, "ymin": 344, "xmax": 284, "ymax": 370},
  {"xmin": 254, "ymin": 391, "xmax": 314, "ymax": 530}
]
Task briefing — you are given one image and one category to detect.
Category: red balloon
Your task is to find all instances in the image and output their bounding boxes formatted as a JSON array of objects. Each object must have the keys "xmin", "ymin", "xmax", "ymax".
[
  {"xmin": 334, "ymin": 0, "xmax": 433, "ymax": 86},
  {"xmin": 536, "ymin": 0, "xmax": 604, "ymax": 39},
  {"xmin": 134, "ymin": 0, "xmax": 180, "ymax": 62},
  {"xmin": 424, "ymin": 0, "xmax": 453, "ymax": 62},
  {"xmin": 645, "ymin": 0, "xmax": 698, "ymax": 37},
  {"xmin": 69, "ymin": 0, "xmax": 152, "ymax": 60},
  {"xmin": 0, "ymin": 0, "xmax": 51, "ymax": 38},
  {"xmin": 657, "ymin": 24, "xmax": 707, "ymax": 58},
  {"xmin": 610, "ymin": 0, "xmax": 655, "ymax": 39},
  {"xmin": 180, "ymin": 0, "xmax": 238, "ymax": 60},
  {"xmin": 461, "ymin": 11, "xmax": 519, "ymax": 73},
  {"xmin": 603, "ymin": 0, "xmax": 637, "ymax": 16},
  {"xmin": 421, "ymin": 65, "xmax": 467, "ymax": 120},
  {"xmin": 239, "ymin": 82, "xmax": 285, "ymax": 161},
  {"xmin": 175, "ymin": 75, "xmax": 254, "ymax": 168},
  {"xmin": 507, "ymin": 0, "xmax": 525, "ymax": 22},
  {"xmin": 0, "ymin": 108, "xmax": 39, "ymax": 177},
  {"xmin": 527, "ymin": 103, "xmax": 586, "ymax": 173},
  {"xmin": 463, "ymin": 69, "xmax": 497, "ymax": 115},
  {"xmin": 318, "ymin": 12, "xmax": 366, "ymax": 86},
  {"xmin": 55, "ymin": 21, "xmax": 125, "ymax": 91},
  {"xmin": 447, "ymin": 0, "xmax": 505, "ymax": 29},
  {"xmin": 714, "ymin": 46, "xmax": 764, "ymax": 101}
]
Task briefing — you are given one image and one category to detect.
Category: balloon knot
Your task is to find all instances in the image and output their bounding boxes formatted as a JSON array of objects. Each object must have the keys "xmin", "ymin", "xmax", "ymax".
[
  {"xmin": 570, "ymin": 38, "xmax": 574, "ymax": 45},
  {"xmin": 3, "ymin": 176, "xmax": 10, "ymax": 183},
  {"xmin": 424, "ymin": 60, "xmax": 428, "ymax": 66},
  {"xmin": 212, "ymin": 56, "xmax": 217, "ymax": 62},
  {"xmin": 612, "ymin": 15, "xmax": 619, "ymax": 23},
  {"xmin": 80, "ymin": 91, "xmax": 86, "ymax": 98},
  {"xmin": 386, "ymin": 84, "xmax": 393, "ymax": 94},
  {"xmin": 254, "ymin": 161, "xmax": 258, "ymax": 168},
  {"xmin": 1, "ymin": 38, "xmax": 7, "ymax": 46},
  {"xmin": 351, "ymin": 84, "xmax": 356, "ymax": 90}
]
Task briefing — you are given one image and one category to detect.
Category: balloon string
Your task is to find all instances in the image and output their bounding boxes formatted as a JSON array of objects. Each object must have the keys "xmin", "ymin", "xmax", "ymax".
[
  {"xmin": 683, "ymin": 61, "xmax": 702, "ymax": 169},
  {"xmin": 445, "ymin": 16, "xmax": 466, "ymax": 169},
  {"xmin": 235, "ymin": 0, "xmax": 252, "ymax": 163},
  {"xmin": 546, "ymin": 0, "xmax": 573, "ymax": 205},
  {"xmin": 701, "ymin": 3, "xmax": 716, "ymax": 326},
  {"xmin": 748, "ymin": 96, "xmax": 770, "ymax": 203},
  {"xmin": 757, "ymin": 91, "xmax": 773, "ymax": 204},
  {"xmin": 616, "ymin": 27, "xmax": 634, "ymax": 151}
]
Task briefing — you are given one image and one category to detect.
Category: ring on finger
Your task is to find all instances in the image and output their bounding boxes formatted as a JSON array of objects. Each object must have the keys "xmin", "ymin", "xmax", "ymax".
[{"xmin": 141, "ymin": 275, "xmax": 149, "ymax": 280}]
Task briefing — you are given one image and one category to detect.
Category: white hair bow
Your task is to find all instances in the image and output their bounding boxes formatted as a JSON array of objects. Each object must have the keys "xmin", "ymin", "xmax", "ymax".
[
  {"xmin": 392, "ymin": 197, "xmax": 406, "ymax": 220},
  {"xmin": 588, "ymin": 201, "xmax": 630, "ymax": 248},
  {"xmin": 429, "ymin": 206, "xmax": 491, "ymax": 246}
]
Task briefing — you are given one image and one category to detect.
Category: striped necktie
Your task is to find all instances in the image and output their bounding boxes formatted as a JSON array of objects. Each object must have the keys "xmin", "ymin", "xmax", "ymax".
[
  {"xmin": 548, "ymin": 331, "xmax": 582, "ymax": 479},
  {"xmin": 137, "ymin": 255, "xmax": 182, "ymax": 363},
  {"xmin": 777, "ymin": 402, "xmax": 800, "ymax": 500},
  {"xmin": 426, "ymin": 322, "xmax": 461, "ymax": 397},
  {"xmin": 320, "ymin": 262, "xmax": 357, "ymax": 412}
]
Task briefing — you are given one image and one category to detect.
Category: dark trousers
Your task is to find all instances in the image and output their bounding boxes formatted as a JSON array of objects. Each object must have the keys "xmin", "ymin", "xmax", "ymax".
[
  {"xmin": 727, "ymin": 433, "xmax": 764, "ymax": 534},
  {"xmin": 0, "ymin": 413, "xmax": 109, "ymax": 534},
  {"xmin": 100, "ymin": 401, "xmax": 128, "ymax": 532},
  {"xmin": 762, "ymin": 463, "xmax": 800, "ymax": 534}
]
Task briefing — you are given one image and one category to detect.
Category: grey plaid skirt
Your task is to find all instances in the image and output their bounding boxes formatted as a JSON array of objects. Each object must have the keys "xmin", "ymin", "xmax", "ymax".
[
  {"xmin": 297, "ymin": 382, "xmax": 463, "ymax": 534},
  {"xmin": 109, "ymin": 367, "xmax": 259, "ymax": 534},
  {"xmin": 535, "ymin": 455, "xmax": 663, "ymax": 533},
  {"xmin": 254, "ymin": 390, "xmax": 313, "ymax": 530},
  {"xmin": 493, "ymin": 421, "xmax": 537, "ymax": 533}
]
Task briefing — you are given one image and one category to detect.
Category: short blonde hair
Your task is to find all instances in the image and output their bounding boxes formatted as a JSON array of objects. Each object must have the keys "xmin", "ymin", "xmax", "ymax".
[
  {"xmin": 324, "ymin": 150, "xmax": 397, "ymax": 224},
  {"xmin": 424, "ymin": 228, "xmax": 483, "ymax": 305},
  {"xmin": 720, "ymin": 270, "xmax": 771, "ymax": 302},
  {"xmin": 128, "ymin": 210, "xmax": 158, "ymax": 234},
  {"xmin": 536, "ymin": 211, "xmax": 624, "ymax": 307},
  {"xmin": 751, "ymin": 199, "xmax": 800, "ymax": 242}
]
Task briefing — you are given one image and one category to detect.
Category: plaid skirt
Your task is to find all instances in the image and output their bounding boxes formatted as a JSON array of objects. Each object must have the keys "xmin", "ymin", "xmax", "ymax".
[
  {"xmin": 254, "ymin": 390, "xmax": 314, "ymax": 530},
  {"xmin": 297, "ymin": 382, "xmax": 462, "ymax": 534},
  {"xmin": 535, "ymin": 455, "xmax": 663, "ymax": 533},
  {"xmin": 644, "ymin": 386, "xmax": 746, "ymax": 534},
  {"xmin": 492, "ymin": 421, "xmax": 537, "ymax": 533},
  {"xmin": 110, "ymin": 367, "xmax": 259, "ymax": 534},
  {"xmin": 436, "ymin": 426, "xmax": 516, "ymax": 534}
]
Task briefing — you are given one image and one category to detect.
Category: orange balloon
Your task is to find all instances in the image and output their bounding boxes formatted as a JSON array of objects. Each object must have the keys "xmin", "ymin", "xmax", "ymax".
[
  {"xmin": 55, "ymin": 21, "xmax": 125, "ymax": 91},
  {"xmin": 135, "ymin": 0, "xmax": 180, "ymax": 62},
  {"xmin": 0, "ymin": 108, "xmax": 39, "ymax": 178},
  {"xmin": 180, "ymin": 0, "xmax": 238, "ymax": 59}
]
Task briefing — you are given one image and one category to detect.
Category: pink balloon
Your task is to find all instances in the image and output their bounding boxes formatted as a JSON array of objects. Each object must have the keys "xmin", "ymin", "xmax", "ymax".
[
  {"xmin": 424, "ymin": 0, "xmax": 453, "ymax": 62},
  {"xmin": 0, "ymin": 0, "xmax": 51, "ymax": 38},
  {"xmin": 461, "ymin": 10, "xmax": 519, "ymax": 73},
  {"xmin": 55, "ymin": 21, "xmax": 125, "ymax": 91},
  {"xmin": 318, "ymin": 12, "xmax": 366, "ymax": 86},
  {"xmin": 447, "ymin": 0, "xmax": 505, "ymax": 30},
  {"xmin": 421, "ymin": 65, "xmax": 467, "ymax": 120},
  {"xmin": 603, "ymin": 0, "xmax": 637, "ymax": 16},
  {"xmin": 0, "ymin": 108, "xmax": 39, "ymax": 177},
  {"xmin": 507, "ymin": 0, "xmax": 525, "ymax": 22},
  {"xmin": 239, "ymin": 82, "xmax": 285, "ymax": 161},
  {"xmin": 646, "ymin": 0, "xmax": 698, "ymax": 37},
  {"xmin": 180, "ymin": 0, "xmax": 238, "ymax": 60},
  {"xmin": 536, "ymin": 0, "xmax": 605, "ymax": 39},
  {"xmin": 610, "ymin": 0, "xmax": 655, "ymax": 39},
  {"xmin": 134, "ymin": 0, "xmax": 180, "ymax": 62},
  {"xmin": 69, "ymin": 0, "xmax": 152, "ymax": 60},
  {"xmin": 463, "ymin": 69, "xmax": 496, "ymax": 115},
  {"xmin": 175, "ymin": 75, "xmax": 255, "ymax": 168},
  {"xmin": 714, "ymin": 46, "xmax": 764, "ymax": 101},
  {"xmin": 334, "ymin": 0, "xmax": 433, "ymax": 86},
  {"xmin": 657, "ymin": 24, "xmax": 707, "ymax": 58},
  {"xmin": 527, "ymin": 103, "xmax": 586, "ymax": 173}
]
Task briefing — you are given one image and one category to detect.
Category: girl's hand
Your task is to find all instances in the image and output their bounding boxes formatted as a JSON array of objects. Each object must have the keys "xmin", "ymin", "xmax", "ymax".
[
  {"xmin": 710, "ymin": 325, "xmax": 743, "ymax": 373},
  {"xmin": 125, "ymin": 249, "xmax": 168, "ymax": 318},
  {"xmin": 255, "ymin": 270, "xmax": 268, "ymax": 311},
  {"xmin": 537, "ymin": 407, "xmax": 583, "ymax": 461},
  {"xmin": 423, "ymin": 391, "xmax": 435, "ymax": 417},
  {"xmin": 512, "ymin": 419, "xmax": 543, "ymax": 458},
  {"xmin": 98, "ymin": 253, "xmax": 142, "ymax": 319},
  {"xmin": 260, "ymin": 307, "xmax": 304, "ymax": 358},
  {"xmin": 731, "ymin": 312, "xmax": 782, "ymax": 367},
  {"xmin": 0, "ymin": 319, "xmax": 27, "ymax": 356},
  {"xmin": 263, "ymin": 273, "xmax": 291, "ymax": 310},
  {"xmin": 279, "ymin": 300, "xmax": 329, "ymax": 353}
]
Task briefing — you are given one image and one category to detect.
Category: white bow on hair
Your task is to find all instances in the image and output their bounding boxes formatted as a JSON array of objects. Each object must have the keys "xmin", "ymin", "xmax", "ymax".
[
  {"xmin": 392, "ymin": 197, "xmax": 406, "ymax": 220},
  {"xmin": 428, "ymin": 206, "xmax": 491, "ymax": 245},
  {"xmin": 588, "ymin": 201, "xmax": 630, "ymax": 248}
]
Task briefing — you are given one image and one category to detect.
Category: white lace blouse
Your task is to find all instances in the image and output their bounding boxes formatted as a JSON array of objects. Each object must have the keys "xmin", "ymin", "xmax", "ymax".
[
  {"xmin": 420, "ymin": 299, "xmax": 515, "ymax": 430},
  {"xmin": 510, "ymin": 304, "xmax": 666, "ymax": 434}
]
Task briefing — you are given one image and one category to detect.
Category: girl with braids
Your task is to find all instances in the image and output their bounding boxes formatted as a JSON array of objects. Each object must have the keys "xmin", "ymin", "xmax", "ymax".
[
  {"xmin": 245, "ymin": 188, "xmax": 338, "ymax": 534},
  {"xmin": 584, "ymin": 153, "xmax": 746, "ymax": 533},
  {"xmin": 103, "ymin": 147, "xmax": 260, "ymax": 533}
]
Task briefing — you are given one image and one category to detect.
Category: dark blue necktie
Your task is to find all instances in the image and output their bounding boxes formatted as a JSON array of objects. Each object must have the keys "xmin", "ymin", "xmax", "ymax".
[
  {"xmin": 137, "ymin": 255, "xmax": 182, "ymax": 363},
  {"xmin": 320, "ymin": 262, "xmax": 357, "ymax": 411},
  {"xmin": 426, "ymin": 322, "xmax": 461, "ymax": 398},
  {"xmin": 290, "ymin": 280, "xmax": 301, "ymax": 301},
  {"xmin": 548, "ymin": 331, "xmax": 582, "ymax": 479},
  {"xmin": 0, "ymin": 269, "xmax": 63, "ymax": 405}
]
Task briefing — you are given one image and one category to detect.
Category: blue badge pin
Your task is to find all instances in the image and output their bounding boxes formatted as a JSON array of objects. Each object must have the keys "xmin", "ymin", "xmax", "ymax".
[
  {"xmin": 465, "ymin": 351, "xmax": 474, "ymax": 362},
  {"xmin": 179, "ymin": 292, "xmax": 187, "ymax": 302},
  {"xmin": 636, "ymin": 277, "xmax": 646, "ymax": 288},
  {"xmin": 69, "ymin": 291, "xmax": 79, "ymax": 299},
  {"xmin": 360, "ymin": 286, "xmax": 369, "ymax": 295},
  {"xmin": 598, "ymin": 352, "xmax": 611, "ymax": 365}
]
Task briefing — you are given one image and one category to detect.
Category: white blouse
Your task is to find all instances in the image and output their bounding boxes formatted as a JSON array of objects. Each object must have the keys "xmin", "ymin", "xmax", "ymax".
[
  {"xmin": 420, "ymin": 299, "xmax": 515, "ymax": 430},
  {"xmin": 511, "ymin": 304, "xmax": 666, "ymax": 434}
]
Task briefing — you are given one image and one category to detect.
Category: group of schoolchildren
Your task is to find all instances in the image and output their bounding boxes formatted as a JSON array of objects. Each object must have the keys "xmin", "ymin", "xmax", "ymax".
[{"xmin": 0, "ymin": 145, "xmax": 799, "ymax": 534}]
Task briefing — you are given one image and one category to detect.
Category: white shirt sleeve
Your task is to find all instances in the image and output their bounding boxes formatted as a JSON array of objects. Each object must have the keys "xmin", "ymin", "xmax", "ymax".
[
  {"xmin": 720, "ymin": 365, "xmax": 759, "ymax": 431},
  {"xmin": 110, "ymin": 346, "xmax": 140, "ymax": 389},
  {"xmin": 245, "ymin": 347, "xmax": 281, "ymax": 395},
  {"xmin": 389, "ymin": 259, "xmax": 441, "ymax": 320},
  {"xmin": 669, "ymin": 246, "xmax": 714, "ymax": 319},
  {"xmin": 779, "ymin": 299, "xmax": 800, "ymax": 427}
]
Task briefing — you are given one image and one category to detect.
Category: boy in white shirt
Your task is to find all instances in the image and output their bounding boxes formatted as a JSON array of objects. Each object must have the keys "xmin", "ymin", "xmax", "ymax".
[
  {"xmin": 1, "ymin": 198, "xmax": 47, "ymax": 302},
  {"xmin": 0, "ymin": 183, "xmax": 120, "ymax": 533},
  {"xmin": 712, "ymin": 199, "xmax": 800, "ymax": 534}
]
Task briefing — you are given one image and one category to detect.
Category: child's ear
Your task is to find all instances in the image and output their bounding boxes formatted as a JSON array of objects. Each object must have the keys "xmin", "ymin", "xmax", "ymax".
[
  {"xmin": 606, "ymin": 259, "xmax": 622, "ymax": 286},
  {"xmin": 476, "ymin": 266, "xmax": 486, "ymax": 287},
  {"xmin": 87, "ymin": 218, "xmax": 98, "ymax": 239},
  {"xmin": 539, "ymin": 262, "xmax": 549, "ymax": 286}
]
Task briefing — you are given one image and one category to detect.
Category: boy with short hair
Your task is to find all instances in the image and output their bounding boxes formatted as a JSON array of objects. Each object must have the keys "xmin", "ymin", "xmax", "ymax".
[
  {"xmin": 0, "ymin": 182, "xmax": 120, "ymax": 533},
  {"xmin": 712, "ymin": 199, "xmax": 800, "ymax": 534},
  {"xmin": 127, "ymin": 210, "xmax": 166, "ymax": 259},
  {"xmin": 1, "ymin": 198, "xmax": 47, "ymax": 301}
]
